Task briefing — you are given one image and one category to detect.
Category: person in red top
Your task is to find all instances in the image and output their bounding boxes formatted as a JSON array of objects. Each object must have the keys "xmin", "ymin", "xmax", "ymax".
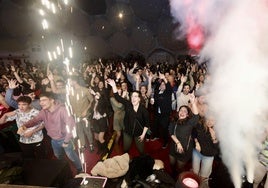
[
  {"xmin": 18, "ymin": 92, "xmax": 82, "ymax": 173},
  {"xmin": 0, "ymin": 93, "xmax": 11, "ymax": 130}
]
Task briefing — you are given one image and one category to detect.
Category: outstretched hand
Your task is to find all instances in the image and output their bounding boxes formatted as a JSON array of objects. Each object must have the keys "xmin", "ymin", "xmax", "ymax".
[
  {"xmin": 106, "ymin": 78, "xmax": 116, "ymax": 87},
  {"xmin": 8, "ymin": 79, "xmax": 19, "ymax": 89},
  {"xmin": 10, "ymin": 65, "xmax": 16, "ymax": 72},
  {"xmin": 47, "ymin": 71, "xmax": 54, "ymax": 81},
  {"xmin": 189, "ymin": 91, "xmax": 196, "ymax": 104},
  {"xmin": 158, "ymin": 72, "xmax": 164, "ymax": 78},
  {"xmin": 180, "ymin": 74, "xmax": 187, "ymax": 83}
]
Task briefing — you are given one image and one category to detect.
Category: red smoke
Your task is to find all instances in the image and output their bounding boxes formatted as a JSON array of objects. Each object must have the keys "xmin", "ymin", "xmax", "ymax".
[
  {"xmin": 187, "ymin": 21, "xmax": 204, "ymax": 52},
  {"xmin": 184, "ymin": 0, "xmax": 206, "ymax": 52}
]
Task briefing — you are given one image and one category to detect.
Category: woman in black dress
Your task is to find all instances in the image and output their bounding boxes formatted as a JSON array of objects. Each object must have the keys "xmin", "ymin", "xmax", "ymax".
[{"xmin": 169, "ymin": 92, "xmax": 199, "ymax": 175}]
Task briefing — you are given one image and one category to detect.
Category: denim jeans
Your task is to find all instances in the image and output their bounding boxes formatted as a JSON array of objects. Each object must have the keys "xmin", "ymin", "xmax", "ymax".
[
  {"xmin": 192, "ymin": 149, "xmax": 214, "ymax": 178},
  {"xmin": 51, "ymin": 139, "xmax": 82, "ymax": 171}
]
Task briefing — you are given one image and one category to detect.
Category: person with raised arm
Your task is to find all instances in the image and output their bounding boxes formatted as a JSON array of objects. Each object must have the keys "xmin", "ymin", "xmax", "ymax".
[
  {"xmin": 176, "ymin": 75, "xmax": 192, "ymax": 111},
  {"xmin": 107, "ymin": 78, "xmax": 149, "ymax": 155},
  {"xmin": 169, "ymin": 91, "xmax": 199, "ymax": 176},
  {"xmin": 151, "ymin": 72, "xmax": 173, "ymax": 149},
  {"xmin": 192, "ymin": 116, "xmax": 219, "ymax": 187}
]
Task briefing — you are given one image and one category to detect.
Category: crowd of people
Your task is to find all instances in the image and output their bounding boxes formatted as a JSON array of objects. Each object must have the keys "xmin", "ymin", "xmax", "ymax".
[{"xmin": 0, "ymin": 55, "xmax": 266, "ymax": 187}]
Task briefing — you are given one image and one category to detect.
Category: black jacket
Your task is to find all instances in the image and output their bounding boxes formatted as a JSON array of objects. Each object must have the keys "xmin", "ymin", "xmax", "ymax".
[
  {"xmin": 154, "ymin": 82, "xmax": 172, "ymax": 115},
  {"xmin": 192, "ymin": 123, "xmax": 219, "ymax": 156},
  {"xmin": 114, "ymin": 92, "xmax": 149, "ymax": 137}
]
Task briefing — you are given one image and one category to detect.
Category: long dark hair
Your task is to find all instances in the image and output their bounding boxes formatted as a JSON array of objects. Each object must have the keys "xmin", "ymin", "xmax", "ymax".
[{"xmin": 176, "ymin": 105, "xmax": 193, "ymax": 125}]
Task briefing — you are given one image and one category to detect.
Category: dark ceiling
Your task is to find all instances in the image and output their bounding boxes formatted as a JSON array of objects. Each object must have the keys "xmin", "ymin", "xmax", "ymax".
[
  {"xmin": 0, "ymin": 0, "xmax": 189, "ymax": 56},
  {"xmin": 77, "ymin": 0, "xmax": 107, "ymax": 15}
]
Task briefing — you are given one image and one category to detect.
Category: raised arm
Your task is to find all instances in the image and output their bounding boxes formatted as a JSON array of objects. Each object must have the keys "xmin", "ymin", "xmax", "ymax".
[
  {"xmin": 11, "ymin": 65, "xmax": 23, "ymax": 84},
  {"xmin": 107, "ymin": 78, "xmax": 128, "ymax": 105},
  {"xmin": 128, "ymin": 62, "xmax": 138, "ymax": 75},
  {"xmin": 126, "ymin": 71, "xmax": 135, "ymax": 87},
  {"xmin": 107, "ymin": 79, "xmax": 117, "ymax": 93},
  {"xmin": 135, "ymin": 74, "xmax": 141, "ymax": 91},
  {"xmin": 48, "ymin": 72, "xmax": 56, "ymax": 91},
  {"xmin": 158, "ymin": 72, "xmax": 167, "ymax": 83},
  {"xmin": 177, "ymin": 74, "xmax": 187, "ymax": 94},
  {"xmin": 47, "ymin": 71, "xmax": 65, "ymax": 94},
  {"xmin": 146, "ymin": 71, "xmax": 153, "ymax": 98},
  {"xmin": 189, "ymin": 91, "xmax": 198, "ymax": 115},
  {"xmin": 189, "ymin": 66, "xmax": 195, "ymax": 90},
  {"xmin": 5, "ymin": 79, "xmax": 19, "ymax": 109}
]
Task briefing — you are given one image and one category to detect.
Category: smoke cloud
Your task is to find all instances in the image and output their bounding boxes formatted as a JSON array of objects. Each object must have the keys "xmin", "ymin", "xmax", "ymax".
[{"xmin": 170, "ymin": 0, "xmax": 268, "ymax": 187}]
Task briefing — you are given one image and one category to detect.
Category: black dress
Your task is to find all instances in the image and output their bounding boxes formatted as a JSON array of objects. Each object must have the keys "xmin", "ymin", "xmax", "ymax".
[{"xmin": 169, "ymin": 114, "xmax": 199, "ymax": 162}]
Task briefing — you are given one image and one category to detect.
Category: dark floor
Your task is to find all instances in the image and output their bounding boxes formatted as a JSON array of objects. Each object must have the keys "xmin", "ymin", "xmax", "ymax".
[
  {"xmin": 84, "ymin": 135, "xmax": 239, "ymax": 188},
  {"xmin": 0, "ymin": 126, "xmax": 263, "ymax": 188}
]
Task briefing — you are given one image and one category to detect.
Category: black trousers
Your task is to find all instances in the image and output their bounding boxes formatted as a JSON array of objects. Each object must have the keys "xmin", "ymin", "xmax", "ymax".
[
  {"xmin": 19, "ymin": 141, "xmax": 46, "ymax": 159},
  {"xmin": 152, "ymin": 113, "xmax": 170, "ymax": 144}
]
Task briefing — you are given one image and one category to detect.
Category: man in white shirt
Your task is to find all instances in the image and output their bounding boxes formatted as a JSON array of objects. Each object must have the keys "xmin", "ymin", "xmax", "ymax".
[
  {"xmin": 0, "ymin": 96, "xmax": 45, "ymax": 159},
  {"xmin": 176, "ymin": 75, "xmax": 191, "ymax": 111}
]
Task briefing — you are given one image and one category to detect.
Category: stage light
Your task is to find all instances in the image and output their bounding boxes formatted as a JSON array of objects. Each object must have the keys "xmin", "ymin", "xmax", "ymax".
[
  {"xmin": 42, "ymin": 19, "xmax": 48, "ymax": 30},
  {"xmin": 45, "ymin": 0, "xmax": 50, "ymax": 10},
  {"xmin": 63, "ymin": 0, "xmax": 68, "ymax": 5},
  {"xmin": 69, "ymin": 47, "xmax": 73, "ymax": 58},
  {"xmin": 39, "ymin": 9, "xmax": 45, "ymax": 16},
  {"xmin": 47, "ymin": 51, "xmax": 52, "ymax": 61},
  {"xmin": 182, "ymin": 178, "xmax": 198, "ymax": 188},
  {"xmin": 53, "ymin": 51, "xmax": 57, "ymax": 59},
  {"xmin": 51, "ymin": 3, "xmax": 56, "ymax": 14},
  {"xmin": 41, "ymin": 0, "xmax": 46, "ymax": 5},
  {"xmin": 118, "ymin": 12, "xmax": 123, "ymax": 19},
  {"xmin": 56, "ymin": 46, "xmax": 61, "ymax": 55},
  {"xmin": 175, "ymin": 171, "xmax": 202, "ymax": 188}
]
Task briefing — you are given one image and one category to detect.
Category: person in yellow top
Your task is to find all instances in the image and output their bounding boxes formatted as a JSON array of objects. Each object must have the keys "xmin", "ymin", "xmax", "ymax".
[{"xmin": 68, "ymin": 75, "xmax": 94, "ymax": 152}]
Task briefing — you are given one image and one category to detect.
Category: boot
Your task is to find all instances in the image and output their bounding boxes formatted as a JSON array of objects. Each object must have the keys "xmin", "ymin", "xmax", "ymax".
[
  {"xmin": 96, "ymin": 141, "xmax": 102, "ymax": 155},
  {"xmin": 100, "ymin": 141, "xmax": 109, "ymax": 157}
]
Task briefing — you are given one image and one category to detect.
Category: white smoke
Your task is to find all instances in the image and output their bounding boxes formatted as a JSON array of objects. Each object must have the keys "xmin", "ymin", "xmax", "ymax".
[
  {"xmin": 169, "ymin": 0, "xmax": 230, "ymax": 39},
  {"xmin": 170, "ymin": 0, "xmax": 268, "ymax": 187}
]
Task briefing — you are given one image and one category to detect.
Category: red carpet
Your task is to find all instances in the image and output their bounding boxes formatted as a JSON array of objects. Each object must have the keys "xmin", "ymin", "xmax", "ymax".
[{"xmin": 82, "ymin": 136, "xmax": 172, "ymax": 176}]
